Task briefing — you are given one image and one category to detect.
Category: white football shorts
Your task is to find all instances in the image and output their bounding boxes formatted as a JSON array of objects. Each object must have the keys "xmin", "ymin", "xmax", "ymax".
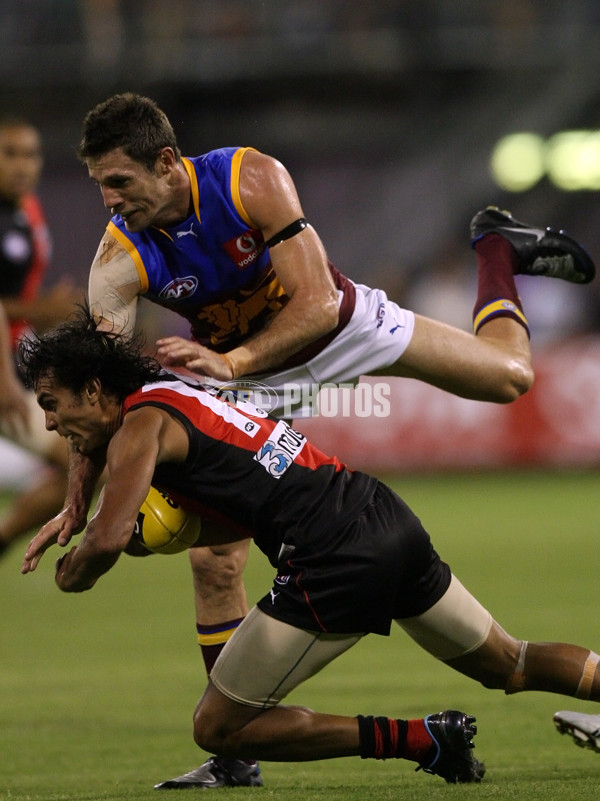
[{"xmin": 214, "ymin": 282, "xmax": 414, "ymax": 418}]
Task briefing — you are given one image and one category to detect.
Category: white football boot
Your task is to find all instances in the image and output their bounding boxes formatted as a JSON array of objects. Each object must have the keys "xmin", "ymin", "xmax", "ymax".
[{"xmin": 554, "ymin": 710, "xmax": 600, "ymax": 752}]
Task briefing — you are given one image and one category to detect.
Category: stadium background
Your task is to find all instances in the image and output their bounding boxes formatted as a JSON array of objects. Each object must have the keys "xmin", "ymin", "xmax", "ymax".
[{"xmin": 1, "ymin": 0, "xmax": 599, "ymax": 477}]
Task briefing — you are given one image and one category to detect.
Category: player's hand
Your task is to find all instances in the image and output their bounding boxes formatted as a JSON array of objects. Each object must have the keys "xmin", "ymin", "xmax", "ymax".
[
  {"xmin": 53, "ymin": 546, "xmax": 99, "ymax": 593},
  {"xmin": 156, "ymin": 337, "xmax": 234, "ymax": 381},
  {"xmin": 54, "ymin": 546, "xmax": 88, "ymax": 591},
  {"xmin": 21, "ymin": 506, "xmax": 86, "ymax": 574}
]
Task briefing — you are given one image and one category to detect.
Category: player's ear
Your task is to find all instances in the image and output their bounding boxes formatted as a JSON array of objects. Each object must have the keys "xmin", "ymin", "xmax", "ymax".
[
  {"xmin": 83, "ymin": 377, "xmax": 102, "ymax": 405},
  {"xmin": 157, "ymin": 147, "xmax": 176, "ymax": 173}
]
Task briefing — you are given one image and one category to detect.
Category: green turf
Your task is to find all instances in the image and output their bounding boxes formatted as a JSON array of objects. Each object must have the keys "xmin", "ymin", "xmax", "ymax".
[{"xmin": 2, "ymin": 469, "xmax": 600, "ymax": 800}]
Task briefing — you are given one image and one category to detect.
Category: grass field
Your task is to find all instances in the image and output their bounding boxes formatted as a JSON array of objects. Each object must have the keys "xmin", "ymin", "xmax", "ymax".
[{"xmin": 2, "ymin": 469, "xmax": 600, "ymax": 801}]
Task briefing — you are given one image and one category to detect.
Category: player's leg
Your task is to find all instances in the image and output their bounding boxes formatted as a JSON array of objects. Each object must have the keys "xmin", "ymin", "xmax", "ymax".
[
  {"xmin": 241, "ymin": 207, "xmax": 595, "ymax": 415},
  {"xmin": 447, "ymin": 621, "xmax": 600, "ymax": 700},
  {"xmin": 0, "ymin": 392, "xmax": 69, "ymax": 555},
  {"xmin": 192, "ymin": 607, "xmax": 483, "ymax": 783},
  {"xmin": 155, "ymin": 536, "xmax": 259, "ymax": 790},
  {"xmin": 191, "ymin": 539, "xmax": 251, "ymax": 676},
  {"xmin": 0, "ymin": 461, "xmax": 67, "ymax": 550},
  {"xmin": 375, "ymin": 208, "xmax": 594, "ymax": 403},
  {"xmin": 397, "ymin": 574, "xmax": 600, "ymax": 699},
  {"xmin": 379, "ymin": 233, "xmax": 534, "ymax": 403},
  {"xmin": 386, "ymin": 313, "xmax": 533, "ymax": 403}
]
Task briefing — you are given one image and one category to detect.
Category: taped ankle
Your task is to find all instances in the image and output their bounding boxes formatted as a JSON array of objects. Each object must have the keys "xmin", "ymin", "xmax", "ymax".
[
  {"xmin": 505, "ymin": 640, "xmax": 528, "ymax": 694},
  {"xmin": 576, "ymin": 651, "xmax": 600, "ymax": 700}
]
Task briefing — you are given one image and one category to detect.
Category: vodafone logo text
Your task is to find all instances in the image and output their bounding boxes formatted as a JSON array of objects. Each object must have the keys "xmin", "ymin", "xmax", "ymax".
[{"xmin": 223, "ymin": 229, "xmax": 264, "ymax": 269}]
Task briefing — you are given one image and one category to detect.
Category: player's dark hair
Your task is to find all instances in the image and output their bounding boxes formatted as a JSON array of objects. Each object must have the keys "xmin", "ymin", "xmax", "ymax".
[
  {"xmin": 18, "ymin": 304, "xmax": 163, "ymax": 400},
  {"xmin": 78, "ymin": 92, "xmax": 181, "ymax": 171}
]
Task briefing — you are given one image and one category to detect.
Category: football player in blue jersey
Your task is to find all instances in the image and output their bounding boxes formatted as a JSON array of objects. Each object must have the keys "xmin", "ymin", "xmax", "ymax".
[{"xmin": 29, "ymin": 93, "xmax": 595, "ymax": 789}]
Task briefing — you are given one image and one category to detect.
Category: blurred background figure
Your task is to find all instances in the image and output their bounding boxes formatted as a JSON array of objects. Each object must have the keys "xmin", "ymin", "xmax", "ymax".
[{"xmin": 0, "ymin": 115, "xmax": 82, "ymax": 557}]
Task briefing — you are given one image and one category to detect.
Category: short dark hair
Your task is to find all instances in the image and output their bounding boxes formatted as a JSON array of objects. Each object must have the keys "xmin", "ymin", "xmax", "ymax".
[
  {"xmin": 78, "ymin": 92, "xmax": 181, "ymax": 171},
  {"xmin": 18, "ymin": 305, "xmax": 163, "ymax": 400}
]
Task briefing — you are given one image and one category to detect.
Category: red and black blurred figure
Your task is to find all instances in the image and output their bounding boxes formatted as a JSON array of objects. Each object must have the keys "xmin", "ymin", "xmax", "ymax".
[
  {"xmin": 0, "ymin": 116, "xmax": 50, "ymax": 342},
  {"xmin": 0, "ymin": 116, "xmax": 81, "ymax": 556}
]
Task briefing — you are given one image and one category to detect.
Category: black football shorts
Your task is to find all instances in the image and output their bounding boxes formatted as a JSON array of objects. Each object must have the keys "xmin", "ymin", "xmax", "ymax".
[{"xmin": 257, "ymin": 481, "xmax": 451, "ymax": 636}]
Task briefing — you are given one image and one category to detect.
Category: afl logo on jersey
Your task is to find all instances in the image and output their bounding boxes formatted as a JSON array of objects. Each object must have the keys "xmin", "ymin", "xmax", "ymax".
[
  {"xmin": 159, "ymin": 276, "xmax": 199, "ymax": 301},
  {"xmin": 223, "ymin": 228, "xmax": 264, "ymax": 269}
]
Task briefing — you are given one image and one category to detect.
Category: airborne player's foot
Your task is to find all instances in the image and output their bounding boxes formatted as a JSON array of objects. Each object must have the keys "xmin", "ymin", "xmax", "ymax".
[{"xmin": 470, "ymin": 206, "xmax": 595, "ymax": 284}]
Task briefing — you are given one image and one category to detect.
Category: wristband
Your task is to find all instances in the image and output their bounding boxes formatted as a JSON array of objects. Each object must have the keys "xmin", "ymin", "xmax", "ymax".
[{"xmin": 220, "ymin": 353, "xmax": 237, "ymax": 378}]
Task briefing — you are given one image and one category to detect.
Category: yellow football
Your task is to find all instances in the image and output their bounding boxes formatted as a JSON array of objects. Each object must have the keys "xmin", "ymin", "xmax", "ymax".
[{"xmin": 134, "ymin": 486, "xmax": 201, "ymax": 554}]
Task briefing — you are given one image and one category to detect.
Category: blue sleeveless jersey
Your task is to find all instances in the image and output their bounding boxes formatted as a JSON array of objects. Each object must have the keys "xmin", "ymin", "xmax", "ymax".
[{"xmin": 107, "ymin": 147, "xmax": 355, "ymax": 365}]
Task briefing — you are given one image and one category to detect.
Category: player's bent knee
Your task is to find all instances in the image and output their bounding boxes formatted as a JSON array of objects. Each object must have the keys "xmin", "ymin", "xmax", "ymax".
[
  {"xmin": 190, "ymin": 538, "xmax": 250, "ymax": 570},
  {"xmin": 193, "ymin": 704, "xmax": 247, "ymax": 756},
  {"xmin": 193, "ymin": 708, "xmax": 225, "ymax": 753},
  {"xmin": 189, "ymin": 539, "xmax": 251, "ymax": 590},
  {"xmin": 498, "ymin": 359, "xmax": 534, "ymax": 403},
  {"xmin": 396, "ymin": 574, "xmax": 527, "ymax": 691}
]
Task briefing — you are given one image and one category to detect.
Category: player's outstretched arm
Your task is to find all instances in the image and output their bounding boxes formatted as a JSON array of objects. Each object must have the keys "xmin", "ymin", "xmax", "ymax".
[
  {"xmin": 21, "ymin": 445, "xmax": 103, "ymax": 574},
  {"xmin": 53, "ymin": 406, "xmax": 188, "ymax": 592}
]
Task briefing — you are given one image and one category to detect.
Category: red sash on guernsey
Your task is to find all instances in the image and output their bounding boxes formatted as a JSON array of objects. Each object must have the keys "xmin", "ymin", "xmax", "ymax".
[{"xmin": 12, "ymin": 194, "xmax": 51, "ymax": 347}]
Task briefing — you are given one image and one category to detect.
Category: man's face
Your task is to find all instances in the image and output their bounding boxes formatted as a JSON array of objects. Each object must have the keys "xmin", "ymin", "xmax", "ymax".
[
  {"xmin": 86, "ymin": 147, "xmax": 174, "ymax": 232},
  {"xmin": 35, "ymin": 374, "xmax": 110, "ymax": 455},
  {"xmin": 0, "ymin": 124, "xmax": 43, "ymax": 203}
]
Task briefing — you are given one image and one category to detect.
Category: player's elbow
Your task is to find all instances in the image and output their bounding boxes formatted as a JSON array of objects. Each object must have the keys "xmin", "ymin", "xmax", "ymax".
[
  {"xmin": 309, "ymin": 289, "xmax": 339, "ymax": 337},
  {"xmin": 323, "ymin": 293, "xmax": 340, "ymax": 333}
]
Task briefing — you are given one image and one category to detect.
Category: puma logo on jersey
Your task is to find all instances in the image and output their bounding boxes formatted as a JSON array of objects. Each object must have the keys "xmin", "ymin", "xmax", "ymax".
[{"xmin": 176, "ymin": 223, "xmax": 197, "ymax": 238}]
